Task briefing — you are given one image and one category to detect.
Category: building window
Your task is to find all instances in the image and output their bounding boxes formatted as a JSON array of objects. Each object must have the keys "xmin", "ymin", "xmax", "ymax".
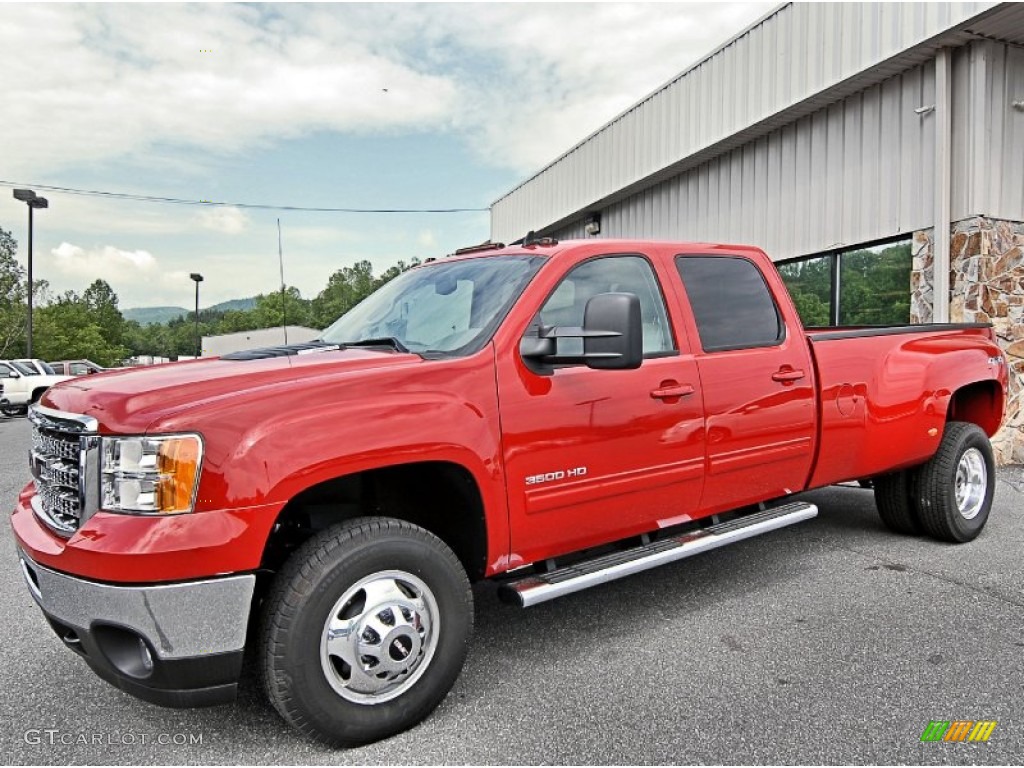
[{"xmin": 778, "ymin": 237, "xmax": 912, "ymax": 327}]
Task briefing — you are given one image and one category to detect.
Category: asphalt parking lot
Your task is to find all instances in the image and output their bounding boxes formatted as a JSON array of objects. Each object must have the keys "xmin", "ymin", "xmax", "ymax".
[{"xmin": 1, "ymin": 412, "xmax": 1022, "ymax": 765}]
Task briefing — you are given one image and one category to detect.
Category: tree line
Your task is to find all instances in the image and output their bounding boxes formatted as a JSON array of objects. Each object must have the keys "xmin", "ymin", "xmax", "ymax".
[
  {"xmin": 0, "ymin": 225, "xmax": 417, "ymax": 366},
  {"xmin": 777, "ymin": 242, "xmax": 912, "ymax": 327}
]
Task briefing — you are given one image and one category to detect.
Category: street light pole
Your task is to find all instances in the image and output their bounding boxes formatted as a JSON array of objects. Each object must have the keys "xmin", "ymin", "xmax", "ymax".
[
  {"xmin": 190, "ymin": 273, "xmax": 204, "ymax": 358},
  {"xmin": 13, "ymin": 189, "xmax": 49, "ymax": 359}
]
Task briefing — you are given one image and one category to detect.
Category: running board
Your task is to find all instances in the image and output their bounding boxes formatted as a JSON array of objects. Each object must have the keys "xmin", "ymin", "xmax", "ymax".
[{"xmin": 499, "ymin": 502, "xmax": 818, "ymax": 608}]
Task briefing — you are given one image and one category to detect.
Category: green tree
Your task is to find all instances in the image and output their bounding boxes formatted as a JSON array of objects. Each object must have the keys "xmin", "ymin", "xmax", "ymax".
[
  {"xmin": 35, "ymin": 290, "xmax": 129, "ymax": 366},
  {"xmin": 252, "ymin": 286, "xmax": 312, "ymax": 329},
  {"xmin": 82, "ymin": 279, "xmax": 127, "ymax": 348},
  {"xmin": 778, "ymin": 256, "xmax": 831, "ymax": 327},
  {"xmin": 311, "ymin": 258, "xmax": 419, "ymax": 328},
  {"xmin": 0, "ymin": 226, "xmax": 27, "ymax": 357},
  {"xmin": 311, "ymin": 260, "xmax": 376, "ymax": 328},
  {"xmin": 838, "ymin": 244, "xmax": 912, "ymax": 325}
]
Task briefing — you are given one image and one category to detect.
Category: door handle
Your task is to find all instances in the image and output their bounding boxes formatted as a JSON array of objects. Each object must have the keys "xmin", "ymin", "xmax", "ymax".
[
  {"xmin": 771, "ymin": 367, "xmax": 805, "ymax": 384},
  {"xmin": 650, "ymin": 382, "xmax": 695, "ymax": 400}
]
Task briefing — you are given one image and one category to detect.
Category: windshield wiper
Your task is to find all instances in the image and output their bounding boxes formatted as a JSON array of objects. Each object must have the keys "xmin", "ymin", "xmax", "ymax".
[{"xmin": 342, "ymin": 337, "xmax": 411, "ymax": 354}]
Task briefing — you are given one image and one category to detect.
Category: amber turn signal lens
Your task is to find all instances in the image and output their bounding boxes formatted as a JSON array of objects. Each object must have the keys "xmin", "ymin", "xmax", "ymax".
[{"xmin": 156, "ymin": 437, "xmax": 202, "ymax": 513}]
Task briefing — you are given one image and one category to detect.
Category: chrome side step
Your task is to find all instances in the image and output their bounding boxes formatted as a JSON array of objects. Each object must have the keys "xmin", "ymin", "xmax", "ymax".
[{"xmin": 499, "ymin": 501, "xmax": 818, "ymax": 608}]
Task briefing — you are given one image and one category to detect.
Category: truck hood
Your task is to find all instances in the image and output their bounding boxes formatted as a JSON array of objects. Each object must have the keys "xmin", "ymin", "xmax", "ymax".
[{"xmin": 41, "ymin": 347, "xmax": 423, "ymax": 433}]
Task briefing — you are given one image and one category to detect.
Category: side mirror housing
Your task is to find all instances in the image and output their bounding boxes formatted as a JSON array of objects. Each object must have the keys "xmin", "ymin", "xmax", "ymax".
[
  {"xmin": 519, "ymin": 292, "xmax": 643, "ymax": 372},
  {"xmin": 582, "ymin": 292, "xmax": 642, "ymax": 370}
]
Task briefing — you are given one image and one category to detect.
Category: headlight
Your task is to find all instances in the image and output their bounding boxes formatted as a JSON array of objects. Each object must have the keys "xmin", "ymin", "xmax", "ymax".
[{"xmin": 101, "ymin": 434, "xmax": 203, "ymax": 514}]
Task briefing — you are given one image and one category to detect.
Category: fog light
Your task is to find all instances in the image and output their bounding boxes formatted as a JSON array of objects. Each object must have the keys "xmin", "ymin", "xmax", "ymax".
[{"xmin": 93, "ymin": 624, "xmax": 156, "ymax": 679}]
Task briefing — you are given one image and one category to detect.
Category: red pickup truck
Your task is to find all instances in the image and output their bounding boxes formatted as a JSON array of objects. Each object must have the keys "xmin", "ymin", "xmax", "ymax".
[{"xmin": 13, "ymin": 238, "xmax": 1008, "ymax": 745}]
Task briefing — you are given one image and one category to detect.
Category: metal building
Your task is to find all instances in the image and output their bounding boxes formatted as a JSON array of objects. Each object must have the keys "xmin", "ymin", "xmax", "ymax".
[
  {"xmin": 490, "ymin": 1, "xmax": 1024, "ymax": 464},
  {"xmin": 202, "ymin": 326, "xmax": 321, "ymax": 357}
]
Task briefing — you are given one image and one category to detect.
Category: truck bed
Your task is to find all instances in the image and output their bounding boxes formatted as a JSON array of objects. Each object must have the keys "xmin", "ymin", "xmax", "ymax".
[{"xmin": 805, "ymin": 322, "xmax": 1004, "ymax": 488}]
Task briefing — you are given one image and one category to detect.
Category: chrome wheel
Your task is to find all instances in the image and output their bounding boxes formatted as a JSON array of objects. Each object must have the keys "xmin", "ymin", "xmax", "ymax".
[
  {"xmin": 954, "ymin": 447, "xmax": 987, "ymax": 520},
  {"xmin": 320, "ymin": 570, "xmax": 439, "ymax": 705}
]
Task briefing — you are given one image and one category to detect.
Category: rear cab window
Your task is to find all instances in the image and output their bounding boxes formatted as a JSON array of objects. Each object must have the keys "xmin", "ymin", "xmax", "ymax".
[{"xmin": 674, "ymin": 255, "xmax": 784, "ymax": 352}]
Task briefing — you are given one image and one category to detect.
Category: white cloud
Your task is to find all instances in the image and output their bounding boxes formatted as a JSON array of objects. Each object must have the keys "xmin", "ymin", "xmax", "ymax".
[
  {"xmin": 51, "ymin": 242, "xmax": 158, "ymax": 277},
  {"xmin": 4, "ymin": 3, "xmax": 776, "ymax": 310},
  {"xmin": 1, "ymin": 3, "xmax": 774, "ymax": 178},
  {"xmin": 196, "ymin": 206, "xmax": 249, "ymax": 235},
  {"xmin": 46, "ymin": 242, "xmax": 195, "ymax": 307},
  {"xmin": 0, "ymin": 4, "xmax": 459, "ymax": 179}
]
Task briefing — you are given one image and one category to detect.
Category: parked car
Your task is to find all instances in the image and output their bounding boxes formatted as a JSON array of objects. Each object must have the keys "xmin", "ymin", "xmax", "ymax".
[
  {"xmin": 48, "ymin": 359, "xmax": 105, "ymax": 376},
  {"xmin": 12, "ymin": 238, "xmax": 1008, "ymax": 746},
  {"xmin": 0, "ymin": 360, "xmax": 72, "ymax": 416},
  {"xmin": 14, "ymin": 358, "xmax": 57, "ymax": 375}
]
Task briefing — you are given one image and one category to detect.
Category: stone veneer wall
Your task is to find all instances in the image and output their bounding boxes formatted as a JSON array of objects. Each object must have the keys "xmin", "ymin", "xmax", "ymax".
[{"xmin": 910, "ymin": 217, "xmax": 1024, "ymax": 464}]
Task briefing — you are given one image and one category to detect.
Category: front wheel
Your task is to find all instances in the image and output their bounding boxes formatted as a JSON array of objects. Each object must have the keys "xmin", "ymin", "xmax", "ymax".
[
  {"xmin": 259, "ymin": 517, "xmax": 473, "ymax": 746},
  {"xmin": 915, "ymin": 421, "xmax": 996, "ymax": 543}
]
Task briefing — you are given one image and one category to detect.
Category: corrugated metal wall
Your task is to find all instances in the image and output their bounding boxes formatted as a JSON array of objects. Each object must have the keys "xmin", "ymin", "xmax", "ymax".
[
  {"xmin": 546, "ymin": 40, "xmax": 1024, "ymax": 262},
  {"xmin": 967, "ymin": 41, "xmax": 1024, "ymax": 221},
  {"xmin": 492, "ymin": 2, "xmax": 1001, "ymax": 243},
  {"xmin": 549, "ymin": 62, "xmax": 938, "ymax": 260}
]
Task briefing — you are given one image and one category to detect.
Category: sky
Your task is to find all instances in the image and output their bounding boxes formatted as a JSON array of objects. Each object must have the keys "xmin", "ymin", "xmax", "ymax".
[{"xmin": 0, "ymin": 2, "xmax": 775, "ymax": 312}]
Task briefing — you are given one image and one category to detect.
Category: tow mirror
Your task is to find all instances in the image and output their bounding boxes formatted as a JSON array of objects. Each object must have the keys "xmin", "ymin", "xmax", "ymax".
[
  {"xmin": 582, "ymin": 292, "xmax": 642, "ymax": 370},
  {"xmin": 519, "ymin": 292, "xmax": 642, "ymax": 373}
]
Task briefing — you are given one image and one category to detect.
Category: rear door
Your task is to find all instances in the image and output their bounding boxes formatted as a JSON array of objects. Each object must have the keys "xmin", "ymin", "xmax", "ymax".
[
  {"xmin": 496, "ymin": 252, "xmax": 706, "ymax": 566},
  {"xmin": 673, "ymin": 254, "xmax": 816, "ymax": 510}
]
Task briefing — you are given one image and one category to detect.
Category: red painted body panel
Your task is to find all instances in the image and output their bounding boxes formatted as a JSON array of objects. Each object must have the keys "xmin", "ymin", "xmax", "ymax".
[
  {"xmin": 11, "ymin": 239, "xmax": 1008, "ymax": 585},
  {"xmin": 807, "ymin": 327, "xmax": 1008, "ymax": 488},
  {"xmin": 12, "ymin": 484, "xmax": 284, "ymax": 582}
]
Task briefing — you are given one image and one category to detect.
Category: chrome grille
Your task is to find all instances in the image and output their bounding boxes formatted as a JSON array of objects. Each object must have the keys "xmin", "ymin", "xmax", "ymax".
[{"xmin": 28, "ymin": 406, "xmax": 99, "ymax": 536}]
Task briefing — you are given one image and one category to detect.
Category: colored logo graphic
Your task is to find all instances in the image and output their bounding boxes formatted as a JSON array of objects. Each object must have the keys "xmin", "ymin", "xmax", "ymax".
[{"xmin": 920, "ymin": 720, "xmax": 997, "ymax": 742}]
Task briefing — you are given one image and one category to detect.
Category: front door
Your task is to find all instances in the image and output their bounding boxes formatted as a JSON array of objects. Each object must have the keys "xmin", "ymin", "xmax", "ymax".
[{"xmin": 496, "ymin": 253, "xmax": 706, "ymax": 567}]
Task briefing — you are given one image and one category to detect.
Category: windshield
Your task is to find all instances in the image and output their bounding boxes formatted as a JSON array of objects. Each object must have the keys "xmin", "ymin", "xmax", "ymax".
[{"xmin": 320, "ymin": 255, "xmax": 543, "ymax": 355}]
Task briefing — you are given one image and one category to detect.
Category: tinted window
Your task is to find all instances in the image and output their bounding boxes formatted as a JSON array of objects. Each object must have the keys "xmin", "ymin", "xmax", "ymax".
[
  {"xmin": 675, "ymin": 256, "xmax": 783, "ymax": 351},
  {"xmin": 536, "ymin": 255, "xmax": 674, "ymax": 357}
]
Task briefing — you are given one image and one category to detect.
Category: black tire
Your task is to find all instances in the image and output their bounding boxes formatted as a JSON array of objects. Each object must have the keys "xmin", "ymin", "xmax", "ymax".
[
  {"xmin": 915, "ymin": 421, "xmax": 995, "ymax": 543},
  {"xmin": 874, "ymin": 470, "xmax": 922, "ymax": 535},
  {"xmin": 260, "ymin": 517, "xmax": 473, "ymax": 746}
]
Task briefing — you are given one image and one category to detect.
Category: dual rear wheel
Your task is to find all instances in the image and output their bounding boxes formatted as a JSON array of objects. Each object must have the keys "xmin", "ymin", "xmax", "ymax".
[{"xmin": 874, "ymin": 421, "xmax": 995, "ymax": 543}]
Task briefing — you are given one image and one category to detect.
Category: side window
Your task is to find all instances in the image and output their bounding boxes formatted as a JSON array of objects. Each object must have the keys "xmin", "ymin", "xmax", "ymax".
[
  {"xmin": 70, "ymin": 363, "xmax": 88, "ymax": 376},
  {"xmin": 675, "ymin": 256, "xmax": 783, "ymax": 352},
  {"xmin": 536, "ymin": 255, "xmax": 674, "ymax": 357}
]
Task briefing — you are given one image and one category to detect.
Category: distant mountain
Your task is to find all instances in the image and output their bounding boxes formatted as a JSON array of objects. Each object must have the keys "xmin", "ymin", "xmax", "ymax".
[
  {"xmin": 123, "ymin": 297, "xmax": 258, "ymax": 325},
  {"xmin": 123, "ymin": 306, "xmax": 188, "ymax": 325},
  {"xmin": 209, "ymin": 297, "xmax": 257, "ymax": 313}
]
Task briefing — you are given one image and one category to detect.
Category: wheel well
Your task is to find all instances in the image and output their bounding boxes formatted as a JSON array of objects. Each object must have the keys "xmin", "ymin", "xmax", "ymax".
[
  {"xmin": 31, "ymin": 387, "xmax": 47, "ymax": 403},
  {"xmin": 260, "ymin": 461, "xmax": 488, "ymax": 582},
  {"xmin": 947, "ymin": 381, "xmax": 1003, "ymax": 436}
]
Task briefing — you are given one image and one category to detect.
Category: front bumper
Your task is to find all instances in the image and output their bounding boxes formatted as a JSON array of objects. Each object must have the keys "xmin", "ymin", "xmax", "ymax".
[{"xmin": 18, "ymin": 549, "xmax": 255, "ymax": 707}]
